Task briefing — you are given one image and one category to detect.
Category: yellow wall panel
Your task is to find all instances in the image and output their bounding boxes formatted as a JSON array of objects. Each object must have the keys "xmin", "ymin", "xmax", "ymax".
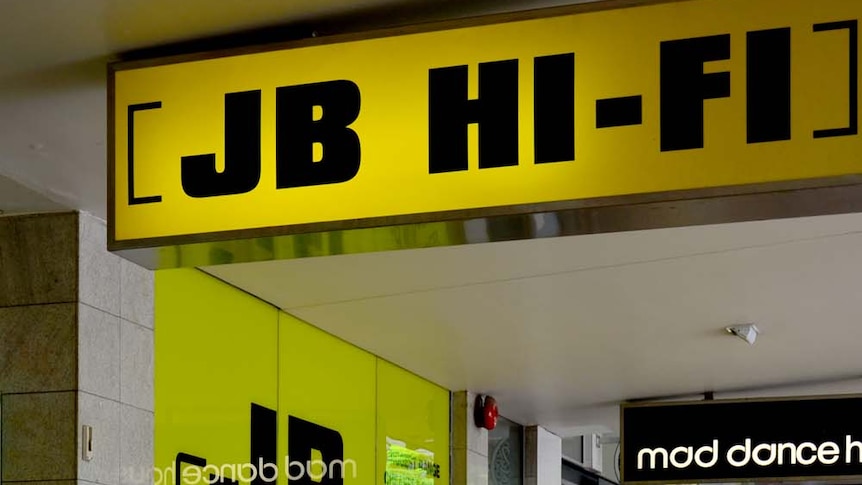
[
  {"xmin": 154, "ymin": 268, "xmax": 279, "ymax": 485},
  {"xmin": 155, "ymin": 271, "xmax": 450, "ymax": 485},
  {"xmin": 377, "ymin": 361, "xmax": 450, "ymax": 485},
  {"xmin": 278, "ymin": 312, "xmax": 377, "ymax": 485}
]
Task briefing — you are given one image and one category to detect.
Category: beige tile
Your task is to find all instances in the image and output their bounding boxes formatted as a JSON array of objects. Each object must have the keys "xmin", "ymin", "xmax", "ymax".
[
  {"xmin": 1, "ymin": 391, "xmax": 77, "ymax": 481},
  {"xmin": 452, "ymin": 391, "xmax": 468, "ymax": 449},
  {"xmin": 467, "ymin": 450, "xmax": 489, "ymax": 485},
  {"xmin": 451, "ymin": 391, "xmax": 488, "ymax": 456},
  {"xmin": 524, "ymin": 427, "xmax": 537, "ymax": 480},
  {"xmin": 119, "ymin": 405, "xmax": 153, "ymax": 485},
  {"xmin": 452, "ymin": 447, "xmax": 467, "ymax": 485},
  {"xmin": 466, "ymin": 393, "xmax": 489, "ymax": 456},
  {"xmin": 0, "ymin": 303, "xmax": 77, "ymax": 393},
  {"xmin": 452, "ymin": 448, "xmax": 488, "ymax": 485},
  {"xmin": 0, "ymin": 212, "xmax": 78, "ymax": 307},
  {"xmin": 78, "ymin": 392, "xmax": 120, "ymax": 485},
  {"xmin": 120, "ymin": 259, "xmax": 154, "ymax": 329},
  {"xmin": 78, "ymin": 304, "xmax": 121, "ymax": 400},
  {"xmin": 79, "ymin": 213, "xmax": 121, "ymax": 315},
  {"xmin": 120, "ymin": 320, "xmax": 153, "ymax": 411}
]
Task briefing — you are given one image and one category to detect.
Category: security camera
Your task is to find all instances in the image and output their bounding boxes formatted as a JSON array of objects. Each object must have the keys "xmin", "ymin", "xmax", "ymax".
[{"xmin": 725, "ymin": 324, "xmax": 760, "ymax": 345}]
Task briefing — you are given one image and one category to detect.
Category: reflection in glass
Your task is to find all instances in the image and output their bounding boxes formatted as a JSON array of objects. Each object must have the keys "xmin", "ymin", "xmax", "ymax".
[
  {"xmin": 385, "ymin": 437, "xmax": 437, "ymax": 485},
  {"xmin": 489, "ymin": 416, "xmax": 523, "ymax": 485}
]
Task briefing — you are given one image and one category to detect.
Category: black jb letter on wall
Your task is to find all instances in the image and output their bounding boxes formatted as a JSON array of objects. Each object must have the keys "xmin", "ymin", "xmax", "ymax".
[
  {"xmin": 660, "ymin": 34, "xmax": 731, "ymax": 151},
  {"xmin": 181, "ymin": 90, "xmax": 262, "ymax": 198},
  {"xmin": 277, "ymin": 80, "xmax": 362, "ymax": 189},
  {"xmin": 251, "ymin": 404, "xmax": 277, "ymax": 485},
  {"xmin": 428, "ymin": 60, "xmax": 519, "ymax": 173},
  {"xmin": 288, "ymin": 416, "xmax": 344, "ymax": 485},
  {"xmin": 175, "ymin": 453, "xmax": 206, "ymax": 485}
]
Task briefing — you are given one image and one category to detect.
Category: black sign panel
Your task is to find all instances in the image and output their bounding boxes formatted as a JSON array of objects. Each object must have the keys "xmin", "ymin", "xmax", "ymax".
[{"xmin": 621, "ymin": 395, "xmax": 862, "ymax": 484}]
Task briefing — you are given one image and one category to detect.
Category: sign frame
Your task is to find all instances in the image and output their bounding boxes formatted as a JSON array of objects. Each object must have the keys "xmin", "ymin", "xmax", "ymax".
[
  {"xmin": 107, "ymin": 0, "xmax": 862, "ymax": 269},
  {"xmin": 620, "ymin": 393, "xmax": 862, "ymax": 484}
]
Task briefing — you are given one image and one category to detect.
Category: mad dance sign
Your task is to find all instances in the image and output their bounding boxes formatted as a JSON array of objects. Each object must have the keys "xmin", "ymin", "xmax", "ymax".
[{"xmin": 621, "ymin": 395, "xmax": 862, "ymax": 483}]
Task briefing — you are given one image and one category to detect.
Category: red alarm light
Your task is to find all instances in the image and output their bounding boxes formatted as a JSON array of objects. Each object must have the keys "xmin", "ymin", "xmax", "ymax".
[{"xmin": 474, "ymin": 394, "xmax": 499, "ymax": 430}]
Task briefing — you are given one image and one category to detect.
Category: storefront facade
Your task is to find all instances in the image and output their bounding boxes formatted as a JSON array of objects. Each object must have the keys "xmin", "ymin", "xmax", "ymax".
[{"xmin": 4, "ymin": 1, "xmax": 862, "ymax": 485}]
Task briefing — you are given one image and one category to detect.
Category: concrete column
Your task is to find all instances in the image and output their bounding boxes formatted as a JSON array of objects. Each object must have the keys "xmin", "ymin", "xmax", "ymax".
[
  {"xmin": 77, "ymin": 212, "xmax": 154, "ymax": 485},
  {"xmin": 452, "ymin": 391, "xmax": 489, "ymax": 485},
  {"xmin": 1, "ymin": 212, "xmax": 79, "ymax": 485},
  {"xmin": 525, "ymin": 426, "xmax": 561, "ymax": 485},
  {"xmin": 0, "ymin": 211, "xmax": 154, "ymax": 485}
]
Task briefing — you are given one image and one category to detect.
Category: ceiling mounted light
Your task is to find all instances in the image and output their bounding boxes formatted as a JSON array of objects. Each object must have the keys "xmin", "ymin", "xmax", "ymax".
[{"xmin": 725, "ymin": 324, "xmax": 760, "ymax": 345}]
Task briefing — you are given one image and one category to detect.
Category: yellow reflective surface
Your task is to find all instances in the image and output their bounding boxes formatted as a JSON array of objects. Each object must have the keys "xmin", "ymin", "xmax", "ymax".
[{"xmin": 154, "ymin": 269, "xmax": 450, "ymax": 485}]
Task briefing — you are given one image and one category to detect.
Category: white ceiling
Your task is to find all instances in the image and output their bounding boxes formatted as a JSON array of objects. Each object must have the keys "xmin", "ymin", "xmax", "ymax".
[
  {"xmin": 205, "ymin": 212, "xmax": 862, "ymax": 437},
  {"xmin": 0, "ymin": 175, "xmax": 66, "ymax": 215},
  {"xmin": 4, "ymin": 0, "xmax": 862, "ymax": 447}
]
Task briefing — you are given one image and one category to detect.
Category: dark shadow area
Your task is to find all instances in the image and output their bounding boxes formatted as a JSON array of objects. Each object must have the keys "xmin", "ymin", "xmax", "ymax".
[
  {"xmin": 0, "ymin": 57, "xmax": 108, "ymax": 97},
  {"xmin": 117, "ymin": 0, "xmax": 600, "ymax": 61}
]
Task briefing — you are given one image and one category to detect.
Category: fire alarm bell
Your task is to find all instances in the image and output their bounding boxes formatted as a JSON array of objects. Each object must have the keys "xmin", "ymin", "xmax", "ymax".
[{"xmin": 474, "ymin": 394, "xmax": 499, "ymax": 430}]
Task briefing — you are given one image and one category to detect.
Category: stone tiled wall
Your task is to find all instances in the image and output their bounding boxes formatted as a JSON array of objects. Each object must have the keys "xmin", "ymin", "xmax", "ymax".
[
  {"xmin": 77, "ymin": 212, "xmax": 154, "ymax": 485},
  {"xmin": 452, "ymin": 391, "xmax": 490, "ymax": 485},
  {"xmin": 1, "ymin": 212, "xmax": 79, "ymax": 485},
  {"xmin": 0, "ymin": 211, "xmax": 153, "ymax": 485}
]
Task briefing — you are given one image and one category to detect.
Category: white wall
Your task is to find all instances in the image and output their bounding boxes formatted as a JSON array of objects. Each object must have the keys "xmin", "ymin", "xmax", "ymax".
[{"xmin": 526, "ymin": 426, "xmax": 561, "ymax": 485}]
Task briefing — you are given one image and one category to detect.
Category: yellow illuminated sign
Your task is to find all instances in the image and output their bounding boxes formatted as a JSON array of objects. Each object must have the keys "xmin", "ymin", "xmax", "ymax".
[
  {"xmin": 154, "ymin": 269, "xmax": 449, "ymax": 485},
  {"xmin": 112, "ymin": 0, "xmax": 862, "ymax": 246}
]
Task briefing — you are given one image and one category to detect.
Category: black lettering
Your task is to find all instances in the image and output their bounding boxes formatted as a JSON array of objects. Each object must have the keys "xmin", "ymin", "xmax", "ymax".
[
  {"xmin": 128, "ymin": 102, "xmax": 163, "ymax": 205},
  {"xmin": 251, "ymin": 404, "xmax": 277, "ymax": 485},
  {"xmin": 181, "ymin": 90, "xmax": 261, "ymax": 197},
  {"xmin": 660, "ymin": 34, "xmax": 731, "ymax": 151},
  {"xmin": 175, "ymin": 453, "xmax": 206, "ymax": 485},
  {"xmin": 276, "ymin": 80, "xmax": 361, "ymax": 189},
  {"xmin": 813, "ymin": 20, "xmax": 858, "ymax": 138},
  {"xmin": 534, "ymin": 53, "xmax": 575, "ymax": 163},
  {"xmin": 596, "ymin": 96, "xmax": 643, "ymax": 128},
  {"xmin": 288, "ymin": 415, "xmax": 344, "ymax": 485},
  {"xmin": 428, "ymin": 60, "xmax": 519, "ymax": 173},
  {"xmin": 747, "ymin": 28, "xmax": 791, "ymax": 143}
]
